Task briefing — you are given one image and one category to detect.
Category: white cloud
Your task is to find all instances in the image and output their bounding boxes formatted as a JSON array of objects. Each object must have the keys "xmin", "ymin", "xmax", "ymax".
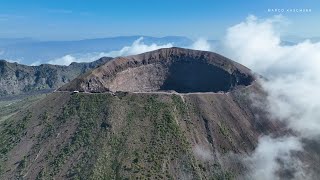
[
  {"xmin": 193, "ymin": 145, "xmax": 214, "ymax": 161},
  {"xmin": 30, "ymin": 60, "xmax": 41, "ymax": 66},
  {"xmin": 48, "ymin": 54, "xmax": 76, "ymax": 66},
  {"xmin": 189, "ymin": 38, "xmax": 212, "ymax": 51},
  {"xmin": 7, "ymin": 58, "xmax": 21, "ymax": 64},
  {"xmin": 223, "ymin": 15, "xmax": 320, "ymax": 179},
  {"xmin": 224, "ymin": 15, "xmax": 285, "ymax": 74},
  {"xmin": 223, "ymin": 15, "xmax": 320, "ymax": 138},
  {"xmin": 105, "ymin": 37, "xmax": 173, "ymax": 57},
  {"xmin": 261, "ymin": 74, "xmax": 320, "ymax": 138},
  {"xmin": 243, "ymin": 136, "xmax": 304, "ymax": 180},
  {"xmin": 47, "ymin": 37, "xmax": 173, "ymax": 66}
]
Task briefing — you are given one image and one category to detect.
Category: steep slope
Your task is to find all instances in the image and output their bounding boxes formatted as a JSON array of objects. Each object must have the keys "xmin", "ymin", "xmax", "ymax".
[
  {"xmin": 1, "ymin": 48, "xmax": 318, "ymax": 179},
  {"xmin": 0, "ymin": 57, "xmax": 112, "ymax": 96},
  {"xmin": 1, "ymin": 87, "xmax": 280, "ymax": 179}
]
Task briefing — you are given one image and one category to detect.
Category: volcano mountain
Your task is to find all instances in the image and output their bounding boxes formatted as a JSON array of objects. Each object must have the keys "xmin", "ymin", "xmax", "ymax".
[{"xmin": 0, "ymin": 48, "xmax": 318, "ymax": 179}]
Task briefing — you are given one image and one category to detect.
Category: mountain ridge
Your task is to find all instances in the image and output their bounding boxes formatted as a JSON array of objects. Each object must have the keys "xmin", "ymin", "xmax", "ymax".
[{"xmin": 0, "ymin": 57, "xmax": 113, "ymax": 96}]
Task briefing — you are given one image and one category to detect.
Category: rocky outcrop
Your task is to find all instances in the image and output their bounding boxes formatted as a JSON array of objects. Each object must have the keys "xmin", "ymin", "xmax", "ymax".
[{"xmin": 0, "ymin": 57, "xmax": 112, "ymax": 96}]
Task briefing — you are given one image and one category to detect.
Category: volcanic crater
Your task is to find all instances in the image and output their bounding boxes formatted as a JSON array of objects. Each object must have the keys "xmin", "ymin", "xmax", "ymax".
[{"xmin": 59, "ymin": 47, "xmax": 255, "ymax": 93}]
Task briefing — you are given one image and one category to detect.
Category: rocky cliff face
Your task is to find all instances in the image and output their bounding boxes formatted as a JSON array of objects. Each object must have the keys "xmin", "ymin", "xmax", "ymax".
[{"xmin": 0, "ymin": 57, "xmax": 112, "ymax": 96}]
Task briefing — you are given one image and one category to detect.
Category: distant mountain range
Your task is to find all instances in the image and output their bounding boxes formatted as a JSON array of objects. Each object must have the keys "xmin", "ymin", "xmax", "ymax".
[
  {"xmin": 0, "ymin": 57, "xmax": 112, "ymax": 96},
  {"xmin": 0, "ymin": 36, "xmax": 192, "ymax": 65}
]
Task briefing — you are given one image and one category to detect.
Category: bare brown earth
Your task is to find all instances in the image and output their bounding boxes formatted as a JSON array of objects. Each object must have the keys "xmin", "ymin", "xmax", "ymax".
[{"xmin": 0, "ymin": 48, "xmax": 319, "ymax": 179}]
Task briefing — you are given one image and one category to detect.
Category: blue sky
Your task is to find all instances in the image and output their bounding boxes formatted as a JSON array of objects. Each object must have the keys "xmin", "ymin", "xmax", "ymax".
[{"xmin": 0, "ymin": 0, "xmax": 319, "ymax": 40}]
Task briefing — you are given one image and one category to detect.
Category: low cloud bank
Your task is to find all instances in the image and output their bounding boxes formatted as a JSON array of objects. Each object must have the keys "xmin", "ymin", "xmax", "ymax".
[
  {"xmin": 188, "ymin": 38, "xmax": 212, "ymax": 51},
  {"xmin": 223, "ymin": 15, "xmax": 320, "ymax": 179},
  {"xmin": 45, "ymin": 37, "xmax": 214, "ymax": 66},
  {"xmin": 193, "ymin": 145, "xmax": 214, "ymax": 161},
  {"xmin": 104, "ymin": 37, "xmax": 173, "ymax": 57},
  {"xmin": 47, "ymin": 53, "xmax": 107, "ymax": 66},
  {"xmin": 46, "ymin": 37, "xmax": 173, "ymax": 66},
  {"xmin": 243, "ymin": 136, "xmax": 304, "ymax": 180}
]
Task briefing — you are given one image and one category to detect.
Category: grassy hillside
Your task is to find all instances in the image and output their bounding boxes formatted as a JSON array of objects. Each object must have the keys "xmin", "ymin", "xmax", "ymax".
[{"xmin": 0, "ymin": 94, "xmax": 47, "ymax": 123}]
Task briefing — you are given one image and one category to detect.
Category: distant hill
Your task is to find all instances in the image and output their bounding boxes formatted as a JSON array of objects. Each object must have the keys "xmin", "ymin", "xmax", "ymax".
[{"xmin": 0, "ymin": 57, "xmax": 112, "ymax": 96}]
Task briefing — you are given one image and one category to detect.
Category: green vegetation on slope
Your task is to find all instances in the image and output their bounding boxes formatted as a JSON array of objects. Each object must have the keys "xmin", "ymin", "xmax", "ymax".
[
  {"xmin": 0, "ymin": 94, "xmax": 46, "ymax": 123},
  {"xmin": 0, "ymin": 111, "xmax": 32, "ymax": 174},
  {"xmin": 0, "ymin": 92, "xmax": 238, "ymax": 179},
  {"xmin": 30, "ymin": 93, "xmax": 202, "ymax": 179}
]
